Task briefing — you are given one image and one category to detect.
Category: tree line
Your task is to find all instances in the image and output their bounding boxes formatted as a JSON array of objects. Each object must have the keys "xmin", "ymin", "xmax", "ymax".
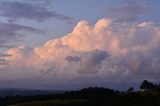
[{"xmin": 0, "ymin": 80, "xmax": 160, "ymax": 106}]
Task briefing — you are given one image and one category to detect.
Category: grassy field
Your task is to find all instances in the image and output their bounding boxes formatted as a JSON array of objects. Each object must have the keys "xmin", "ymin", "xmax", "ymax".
[{"xmin": 9, "ymin": 99, "xmax": 87, "ymax": 106}]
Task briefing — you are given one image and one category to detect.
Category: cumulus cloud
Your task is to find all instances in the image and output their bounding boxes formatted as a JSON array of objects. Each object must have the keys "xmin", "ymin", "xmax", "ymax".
[
  {"xmin": 0, "ymin": 18, "xmax": 160, "ymax": 89},
  {"xmin": 0, "ymin": 1, "xmax": 73, "ymax": 22}
]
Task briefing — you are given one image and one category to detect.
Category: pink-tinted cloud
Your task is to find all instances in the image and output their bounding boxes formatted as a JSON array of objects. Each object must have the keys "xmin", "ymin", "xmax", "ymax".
[{"xmin": 0, "ymin": 18, "xmax": 160, "ymax": 89}]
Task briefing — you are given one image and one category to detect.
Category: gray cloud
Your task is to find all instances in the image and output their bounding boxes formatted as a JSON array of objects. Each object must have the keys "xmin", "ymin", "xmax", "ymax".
[
  {"xmin": 0, "ymin": 1, "xmax": 73, "ymax": 22},
  {"xmin": 26, "ymin": 0, "xmax": 53, "ymax": 5},
  {"xmin": 65, "ymin": 56, "xmax": 81, "ymax": 63},
  {"xmin": 0, "ymin": 44, "xmax": 14, "ymax": 48},
  {"xmin": 0, "ymin": 22, "xmax": 39, "ymax": 47},
  {"xmin": 65, "ymin": 50, "xmax": 111, "ymax": 74},
  {"xmin": 40, "ymin": 66, "xmax": 55, "ymax": 76},
  {"xmin": 0, "ymin": 58, "xmax": 9, "ymax": 65},
  {"xmin": 0, "ymin": 53, "xmax": 12, "ymax": 65},
  {"xmin": 110, "ymin": 0, "xmax": 146, "ymax": 22},
  {"xmin": 78, "ymin": 50, "xmax": 111, "ymax": 74},
  {"xmin": 10, "ymin": 0, "xmax": 53, "ymax": 5},
  {"xmin": 0, "ymin": 54, "xmax": 12, "ymax": 57}
]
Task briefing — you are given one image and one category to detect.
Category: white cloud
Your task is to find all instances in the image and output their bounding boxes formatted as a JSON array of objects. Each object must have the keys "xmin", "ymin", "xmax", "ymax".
[{"xmin": 0, "ymin": 18, "xmax": 160, "ymax": 89}]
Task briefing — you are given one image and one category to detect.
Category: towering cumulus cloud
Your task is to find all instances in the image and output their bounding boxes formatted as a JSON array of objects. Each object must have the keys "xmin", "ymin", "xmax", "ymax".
[{"xmin": 1, "ymin": 18, "xmax": 160, "ymax": 89}]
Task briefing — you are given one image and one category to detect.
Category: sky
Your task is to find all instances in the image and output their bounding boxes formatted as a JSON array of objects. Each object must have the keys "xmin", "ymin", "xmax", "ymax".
[{"xmin": 0, "ymin": 0, "xmax": 160, "ymax": 90}]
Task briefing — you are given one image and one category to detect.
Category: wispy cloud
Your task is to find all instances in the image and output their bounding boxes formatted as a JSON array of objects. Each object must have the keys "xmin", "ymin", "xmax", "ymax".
[
  {"xmin": 0, "ymin": 54, "xmax": 12, "ymax": 57},
  {"xmin": 109, "ymin": 0, "xmax": 146, "ymax": 22},
  {"xmin": 0, "ymin": 22, "xmax": 40, "ymax": 48},
  {"xmin": 0, "ymin": 1, "xmax": 73, "ymax": 22}
]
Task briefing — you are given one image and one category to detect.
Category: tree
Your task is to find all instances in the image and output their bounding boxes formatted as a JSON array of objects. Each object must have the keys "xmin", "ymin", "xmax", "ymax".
[
  {"xmin": 154, "ymin": 84, "xmax": 159, "ymax": 90},
  {"xmin": 127, "ymin": 87, "xmax": 134, "ymax": 92},
  {"xmin": 140, "ymin": 80, "xmax": 154, "ymax": 90}
]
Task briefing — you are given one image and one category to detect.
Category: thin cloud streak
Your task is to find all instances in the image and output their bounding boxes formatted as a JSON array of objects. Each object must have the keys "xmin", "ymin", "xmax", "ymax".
[
  {"xmin": 0, "ymin": 1, "xmax": 73, "ymax": 22},
  {"xmin": 0, "ymin": 22, "xmax": 40, "ymax": 48}
]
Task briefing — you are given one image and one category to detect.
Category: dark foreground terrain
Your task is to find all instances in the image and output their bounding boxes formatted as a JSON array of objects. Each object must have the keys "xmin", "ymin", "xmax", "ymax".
[{"xmin": 0, "ymin": 80, "xmax": 160, "ymax": 106}]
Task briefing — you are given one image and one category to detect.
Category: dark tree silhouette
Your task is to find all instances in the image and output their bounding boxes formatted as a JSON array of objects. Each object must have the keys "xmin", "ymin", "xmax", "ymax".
[
  {"xmin": 140, "ymin": 80, "xmax": 154, "ymax": 90},
  {"xmin": 127, "ymin": 87, "xmax": 134, "ymax": 92}
]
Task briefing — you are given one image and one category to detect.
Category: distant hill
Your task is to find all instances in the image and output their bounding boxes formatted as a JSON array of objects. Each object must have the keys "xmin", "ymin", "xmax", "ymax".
[
  {"xmin": 0, "ymin": 88, "xmax": 64, "ymax": 97},
  {"xmin": 5, "ymin": 87, "xmax": 160, "ymax": 106},
  {"xmin": 0, "ymin": 80, "xmax": 160, "ymax": 106}
]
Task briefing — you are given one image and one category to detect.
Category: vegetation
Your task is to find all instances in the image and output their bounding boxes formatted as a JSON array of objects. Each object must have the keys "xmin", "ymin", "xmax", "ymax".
[
  {"xmin": 10, "ymin": 99, "xmax": 87, "ymax": 106},
  {"xmin": 140, "ymin": 80, "xmax": 160, "ymax": 90},
  {"xmin": 0, "ymin": 80, "xmax": 160, "ymax": 106}
]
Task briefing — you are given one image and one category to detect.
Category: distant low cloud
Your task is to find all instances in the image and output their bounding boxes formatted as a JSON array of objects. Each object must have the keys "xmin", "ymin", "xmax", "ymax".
[{"xmin": 0, "ymin": 1, "xmax": 73, "ymax": 22}]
